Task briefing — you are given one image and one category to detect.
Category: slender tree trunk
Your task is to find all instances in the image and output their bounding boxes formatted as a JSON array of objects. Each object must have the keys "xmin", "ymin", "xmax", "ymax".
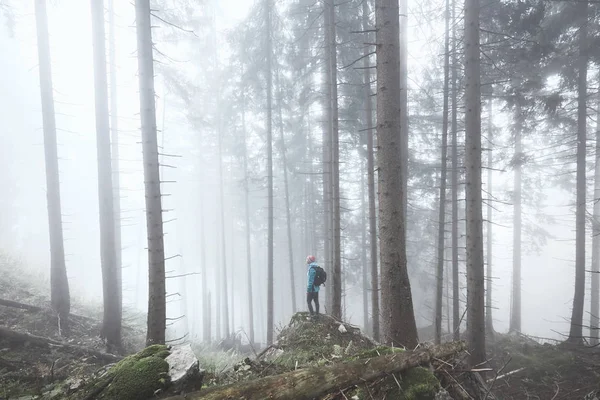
[
  {"xmin": 464, "ymin": 0, "xmax": 485, "ymax": 365},
  {"xmin": 399, "ymin": 0, "xmax": 408, "ymax": 221},
  {"xmin": 486, "ymin": 93, "xmax": 494, "ymax": 337},
  {"xmin": 307, "ymin": 119, "xmax": 318, "ymax": 256},
  {"xmin": 568, "ymin": 0, "xmax": 588, "ymax": 345},
  {"xmin": 509, "ymin": 102, "xmax": 522, "ymax": 334},
  {"xmin": 362, "ymin": 0, "xmax": 379, "ymax": 342},
  {"xmin": 326, "ymin": 0, "xmax": 342, "ymax": 319},
  {"xmin": 34, "ymin": 0, "xmax": 70, "ymax": 331},
  {"xmin": 434, "ymin": 0, "xmax": 451, "ymax": 345},
  {"xmin": 91, "ymin": 0, "xmax": 121, "ymax": 352},
  {"xmin": 450, "ymin": 0, "xmax": 460, "ymax": 342},
  {"xmin": 241, "ymin": 76, "xmax": 255, "ymax": 345},
  {"xmin": 322, "ymin": 1, "xmax": 333, "ymax": 314},
  {"xmin": 135, "ymin": 0, "xmax": 166, "ymax": 346},
  {"xmin": 276, "ymin": 74, "xmax": 297, "ymax": 314},
  {"xmin": 361, "ymin": 161, "xmax": 369, "ymax": 332},
  {"xmin": 591, "ymin": 74, "xmax": 600, "ymax": 347},
  {"xmin": 266, "ymin": 0, "xmax": 275, "ymax": 346},
  {"xmin": 218, "ymin": 124, "xmax": 230, "ymax": 338},
  {"xmin": 200, "ymin": 191, "xmax": 210, "ymax": 343},
  {"xmin": 376, "ymin": 0, "xmax": 418, "ymax": 348},
  {"xmin": 107, "ymin": 0, "xmax": 122, "ymax": 326}
]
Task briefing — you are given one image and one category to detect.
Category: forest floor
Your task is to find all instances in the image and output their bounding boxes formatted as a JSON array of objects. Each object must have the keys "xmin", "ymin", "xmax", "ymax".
[{"xmin": 0, "ymin": 255, "xmax": 599, "ymax": 399}]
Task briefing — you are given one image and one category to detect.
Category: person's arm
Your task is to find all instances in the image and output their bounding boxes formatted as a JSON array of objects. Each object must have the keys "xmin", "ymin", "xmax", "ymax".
[{"xmin": 307, "ymin": 267, "xmax": 315, "ymax": 292}]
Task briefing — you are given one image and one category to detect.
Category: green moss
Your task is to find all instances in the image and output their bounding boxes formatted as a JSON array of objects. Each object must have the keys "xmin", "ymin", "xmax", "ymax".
[
  {"xmin": 401, "ymin": 367, "xmax": 440, "ymax": 400},
  {"xmin": 101, "ymin": 356, "xmax": 170, "ymax": 399},
  {"xmin": 68, "ymin": 345, "xmax": 171, "ymax": 400},
  {"xmin": 135, "ymin": 344, "xmax": 170, "ymax": 360},
  {"xmin": 352, "ymin": 345, "xmax": 405, "ymax": 360}
]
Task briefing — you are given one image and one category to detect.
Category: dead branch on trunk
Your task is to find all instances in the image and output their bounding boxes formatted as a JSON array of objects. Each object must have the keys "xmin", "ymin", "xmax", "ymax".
[
  {"xmin": 164, "ymin": 341, "xmax": 466, "ymax": 400},
  {"xmin": 0, "ymin": 326, "xmax": 122, "ymax": 363}
]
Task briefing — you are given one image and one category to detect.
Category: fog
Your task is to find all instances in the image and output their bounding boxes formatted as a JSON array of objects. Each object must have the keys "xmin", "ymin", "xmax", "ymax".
[{"xmin": 0, "ymin": 0, "xmax": 587, "ymax": 346}]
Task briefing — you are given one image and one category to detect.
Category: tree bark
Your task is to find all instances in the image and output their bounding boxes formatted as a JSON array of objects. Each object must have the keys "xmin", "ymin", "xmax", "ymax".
[
  {"xmin": 34, "ymin": 0, "xmax": 70, "ymax": 332},
  {"xmin": 164, "ymin": 341, "xmax": 466, "ymax": 400},
  {"xmin": 450, "ymin": 0, "xmax": 460, "ymax": 342},
  {"xmin": 464, "ymin": 0, "xmax": 485, "ymax": 365},
  {"xmin": 91, "ymin": 0, "xmax": 121, "ymax": 352},
  {"xmin": 217, "ymin": 119, "xmax": 230, "ymax": 338},
  {"xmin": 108, "ymin": 0, "xmax": 123, "ymax": 325},
  {"xmin": 266, "ymin": 0, "xmax": 275, "ymax": 346},
  {"xmin": 362, "ymin": 0, "xmax": 379, "ymax": 342},
  {"xmin": 399, "ymin": 0, "xmax": 408, "ymax": 221},
  {"xmin": 591, "ymin": 73, "xmax": 600, "ymax": 347},
  {"xmin": 568, "ymin": 0, "xmax": 588, "ymax": 345},
  {"xmin": 509, "ymin": 102, "xmax": 522, "ymax": 334},
  {"xmin": 200, "ymin": 191, "xmax": 209, "ymax": 342},
  {"xmin": 376, "ymin": 0, "xmax": 418, "ymax": 348},
  {"xmin": 241, "ymin": 73, "xmax": 255, "ymax": 345},
  {"xmin": 135, "ymin": 0, "xmax": 166, "ymax": 346},
  {"xmin": 361, "ymin": 160, "xmax": 369, "ymax": 332},
  {"xmin": 486, "ymin": 93, "xmax": 494, "ymax": 337},
  {"xmin": 322, "ymin": 0, "xmax": 334, "ymax": 314},
  {"xmin": 326, "ymin": 0, "xmax": 342, "ymax": 320},
  {"xmin": 276, "ymin": 73, "xmax": 297, "ymax": 314},
  {"xmin": 435, "ymin": 0, "xmax": 451, "ymax": 345}
]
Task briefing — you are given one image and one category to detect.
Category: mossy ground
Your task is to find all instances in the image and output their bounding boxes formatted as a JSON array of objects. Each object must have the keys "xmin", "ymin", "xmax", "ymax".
[
  {"xmin": 70, "ymin": 344, "xmax": 171, "ymax": 400},
  {"xmin": 340, "ymin": 366, "xmax": 439, "ymax": 400},
  {"xmin": 274, "ymin": 312, "xmax": 376, "ymax": 368}
]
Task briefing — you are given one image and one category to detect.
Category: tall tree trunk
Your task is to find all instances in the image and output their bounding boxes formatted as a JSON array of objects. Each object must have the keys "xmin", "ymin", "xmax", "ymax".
[
  {"xmin": 486, "ymin": 93, "xmax": 494, "ymax": 337},
  {"xmin": 362, "ymin": 0, "xmax": 379, "ymax": 342},
  {"xmin": 399, "ymin": 0, "xmax": 408, "ymax": 221},
  {"xmin": 218, "ymin": 124, "xmax": 230, "ymax": 338},
  {"xmin": 568, "ymin": 0, "xmax": 588, "ymax": 345},
  {"xmin": 376, "ymin": 0, "xmax": 418, "ymax": 348},
  {"xmin": 91, "ymin": 0, "xmax": 121, "ymax": 352},
  {"xmin": 435, "ymin": 0, "xmax": 451, "ymax": 345},
  {"xmin": 450, "ymin": 0, "xmax": 460, "ymax": 342},
  {"xmin": 509, "ymin": 102, "xmax": 522, "ymax": 334},
  {"xmin": 322, "ymin": 0, "xmax": 333, "ymax": 314},
  {"xmin": 361, "ymin": 161, "xmax": 369, "ymax": 332},
  {"xmin": 200, "ymin": 191, "xmax": 210, "ymax": 343},
  {"xmin": 326, "ymin": 0, "xmax": 342, "ymax": 320},
  {"xmin": 307, "ymin": 119, "xmax": 318, "ymax": 256},
  {"xmin": 276, "ymin": 74, "xmax": 297, "ymax": 314},
  {"xmin": 266, "ymin": 0, "xmax": 275, "ymax": 346},
  {"xmin": 591, "ymin": 74, "xmax": 600, "ymax": 347},
  {"xmin": 107, "ymin": 0, "xmax": 122, "ymax": 326},
  {"xmin": 464, "ymin": 0, "xmax": 485, "ymax": 365},
  {"xmin": 34, "ymin": 0, "xmax": 70, "ymax": 331},
  {"xmin": 241, "ymin": 75, "xmax": 255, "ymax": 345},
  {"xmin": 135, "ymin": 0, "xmax": 166, "ymax": 346}
]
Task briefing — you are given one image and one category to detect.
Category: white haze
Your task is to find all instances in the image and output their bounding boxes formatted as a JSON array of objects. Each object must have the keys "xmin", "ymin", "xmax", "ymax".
[{"xmin": 0, "ymin": 0, "xmax": 585, "ymax": 345}]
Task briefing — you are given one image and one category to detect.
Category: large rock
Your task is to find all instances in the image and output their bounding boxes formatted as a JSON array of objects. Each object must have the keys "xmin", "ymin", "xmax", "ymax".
[{"xmin": 166, "ymin": 343, "xmax": 202, "ymax": 391}]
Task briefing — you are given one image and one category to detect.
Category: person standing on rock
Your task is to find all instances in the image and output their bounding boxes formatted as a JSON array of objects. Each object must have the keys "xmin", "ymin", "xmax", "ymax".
[{"xmin": 306, "ymin": 255, "xmax": 326, "ymax": 319}]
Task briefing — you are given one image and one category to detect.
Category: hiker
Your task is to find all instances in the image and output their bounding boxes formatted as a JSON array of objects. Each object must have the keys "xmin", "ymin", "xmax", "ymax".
[{"xmin": 306, "ymin": 255, "xmax": 326, "ymax": 318}]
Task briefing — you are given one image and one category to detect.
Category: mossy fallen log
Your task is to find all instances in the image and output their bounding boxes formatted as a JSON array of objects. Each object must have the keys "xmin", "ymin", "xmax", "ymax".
[
  {"xmin": 164, "ymin": 341, "xmax": 466, "ymax": 400},
  {"xmin": 0, "ymin": 325, "xmax": 122, "ymax": 363}
]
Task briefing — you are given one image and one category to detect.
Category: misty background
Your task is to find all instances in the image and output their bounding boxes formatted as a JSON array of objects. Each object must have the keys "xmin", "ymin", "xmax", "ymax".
[{"xmin": 0, "ymin": 0, "xmax": 583, "ymax": 345}]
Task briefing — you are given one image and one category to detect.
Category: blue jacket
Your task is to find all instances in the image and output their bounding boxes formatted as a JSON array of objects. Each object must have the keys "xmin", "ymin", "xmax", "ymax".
[{"xmin": 307, "ymin": 262, "xmax": 320, "ymax": 293}]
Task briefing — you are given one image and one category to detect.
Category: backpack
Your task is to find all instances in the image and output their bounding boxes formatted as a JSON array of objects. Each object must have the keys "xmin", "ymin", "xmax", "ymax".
[{"xmin": 312, "ymin": 265, "xmax": 327, "ymax": 286}]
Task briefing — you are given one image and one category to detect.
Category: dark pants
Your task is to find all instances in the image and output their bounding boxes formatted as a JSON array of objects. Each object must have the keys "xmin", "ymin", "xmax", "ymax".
[{"xmin": 307, "ymin": 292, "xmax": 319, "ymax": 315}]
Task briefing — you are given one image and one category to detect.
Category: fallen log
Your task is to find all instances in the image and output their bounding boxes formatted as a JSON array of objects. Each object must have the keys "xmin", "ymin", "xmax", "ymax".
[
  {"xmin": 0, "ymin": 326, "xmax": 122, "ymax": 363},
  {"xmin": 164, "ymin": 341, "xmax": 466, "ymax": 400},
  {"xmin": 0, "ymin": 298, "xmax": 44, "ymax": 312}
]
